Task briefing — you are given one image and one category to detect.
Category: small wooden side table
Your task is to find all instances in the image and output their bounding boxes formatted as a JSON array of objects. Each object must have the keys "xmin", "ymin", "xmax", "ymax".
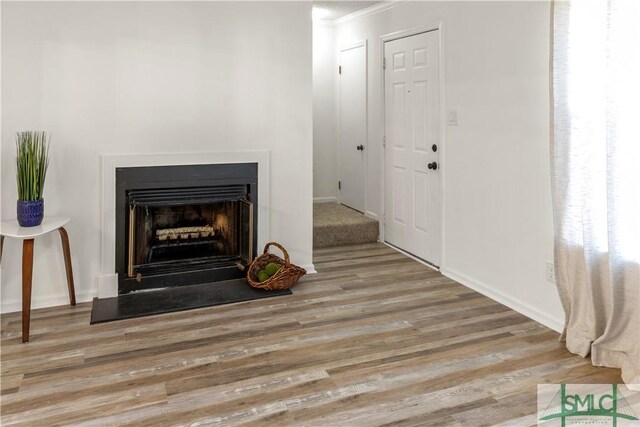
[{"xmin": 0, "ymin": 217, "xmax": 76, "ymax": 342}]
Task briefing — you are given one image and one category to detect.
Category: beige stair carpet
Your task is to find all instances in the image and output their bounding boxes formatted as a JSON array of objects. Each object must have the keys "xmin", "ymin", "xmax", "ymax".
[{"xmin": 313, "ymin": 202, "xmax": 379, "ymax": 248}]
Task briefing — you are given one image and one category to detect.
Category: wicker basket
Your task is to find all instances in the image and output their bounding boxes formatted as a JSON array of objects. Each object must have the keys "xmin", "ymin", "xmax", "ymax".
[{"xmin": 247, "ymin": 242, "xmax": 306, "ymax": 291}]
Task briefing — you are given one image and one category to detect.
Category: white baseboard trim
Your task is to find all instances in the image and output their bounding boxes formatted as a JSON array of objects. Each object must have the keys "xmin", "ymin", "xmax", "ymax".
[
  {"xmin": 364, "ymin": 210, "xmax": 379, "ymax": 220},
  {"xmin": 1, "ymin": 291, "xmax": 96, "ymax": 314},
  {"xmin": 313, "ymin": 197, "xmax": 337, "ymax": 204},
  {"xmin": 1, "ymin": 261, "xmax": 318, "ymax": 313},
  {"xmin": 301, "ymin": 264, "xmax": 317, "ymax": 275},
  {"xmin": 383, "ymin": 242, "xmax": 438, "ymax": 272},
  {"xmin": 440, "ymin": 267, "xmax": 564, "ymax": 333}
]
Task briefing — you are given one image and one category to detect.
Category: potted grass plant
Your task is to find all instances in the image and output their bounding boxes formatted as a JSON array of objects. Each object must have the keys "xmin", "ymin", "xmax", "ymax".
[{"xmin": 15, "ymin": 131, "xmax": 50, "ymax": 227}]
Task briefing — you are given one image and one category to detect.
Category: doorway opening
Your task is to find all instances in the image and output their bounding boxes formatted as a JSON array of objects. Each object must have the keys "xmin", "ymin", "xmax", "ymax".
[{"xmin": 312, "ymin": 3, "xmax": 379, "ymax": 249}]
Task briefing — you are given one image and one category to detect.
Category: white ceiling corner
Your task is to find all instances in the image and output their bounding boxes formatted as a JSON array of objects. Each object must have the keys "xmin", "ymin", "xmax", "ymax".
[{"xmin": 312, "ymin": 1, "xmax": 383, "ymax": 22}]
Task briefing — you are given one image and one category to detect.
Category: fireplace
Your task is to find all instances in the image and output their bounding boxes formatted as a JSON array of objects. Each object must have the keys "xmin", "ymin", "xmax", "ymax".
[{"xmin": 115, "ymin": 163, "xmax": 257, "ymax": 294}]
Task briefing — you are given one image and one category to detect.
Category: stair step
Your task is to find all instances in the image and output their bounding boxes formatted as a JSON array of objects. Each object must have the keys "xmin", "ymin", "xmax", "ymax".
[{"xmin": 313, "ymin": 203, "xmax": 379, "ymax": 248}]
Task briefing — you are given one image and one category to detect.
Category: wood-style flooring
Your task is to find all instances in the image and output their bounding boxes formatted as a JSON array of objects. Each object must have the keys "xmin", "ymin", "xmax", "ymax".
[{"xmin": 0, "ymin": 243, "xmax": 621, "ymax": 426}]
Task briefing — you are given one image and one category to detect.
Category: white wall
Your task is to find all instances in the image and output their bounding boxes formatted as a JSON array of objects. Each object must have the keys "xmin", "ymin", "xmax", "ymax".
[
  {"xmin": 312, "ymin": 21, "xmax": 338, "ymax": 202},
  {"xmin": 334, "ymin": 1, "xmax": 564, "ymax": 330},
  {"xmin": 0, "ymin": 1, "xmax": 313, "ymax": 312}
]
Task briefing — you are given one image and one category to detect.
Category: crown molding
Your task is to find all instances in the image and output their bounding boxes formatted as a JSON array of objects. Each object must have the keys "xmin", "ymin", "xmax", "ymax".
[
  {"xmin": 314, "ymin": 19, "xmax": 336, "ymax": 28},
  {"xmin": 333, "ymin": 1, "xmax": 406, "ymax": 26}
]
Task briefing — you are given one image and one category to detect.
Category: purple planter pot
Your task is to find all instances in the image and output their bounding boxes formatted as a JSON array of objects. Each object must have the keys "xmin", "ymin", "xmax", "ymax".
[{"xmin": 17, "ymin": 199, "xmax": 44, "ymax": 227}]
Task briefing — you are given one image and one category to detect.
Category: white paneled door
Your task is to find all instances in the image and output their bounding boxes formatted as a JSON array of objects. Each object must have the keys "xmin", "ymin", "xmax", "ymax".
[
  {"xmin": 384, "ymin": 30, "xmax": 441, "ymax": 266},
  {"xmin": 339, "ymin": 42, "xmax": 367, "ymax": 213}
]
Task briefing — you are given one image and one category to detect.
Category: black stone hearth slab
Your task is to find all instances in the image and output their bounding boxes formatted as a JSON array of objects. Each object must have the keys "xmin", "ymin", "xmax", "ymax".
[{"xmin": 90, "ymin": 279, "xmax": 291, "ymax": 324}]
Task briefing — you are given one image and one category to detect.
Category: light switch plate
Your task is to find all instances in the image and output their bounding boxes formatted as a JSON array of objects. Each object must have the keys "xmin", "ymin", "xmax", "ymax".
[{"xmin": 447, "ymin": 109, "xmax": 459, "ymax": 126}]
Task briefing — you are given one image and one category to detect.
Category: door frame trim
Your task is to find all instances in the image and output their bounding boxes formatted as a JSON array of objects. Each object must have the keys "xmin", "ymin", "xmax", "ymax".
[
  {"xmin": 337, "ymin": 39, "xmax": 368, "ymax": 213},
  {"xmin": 379, "ymin": 20, "xmax": 446, "ymax": 268}
]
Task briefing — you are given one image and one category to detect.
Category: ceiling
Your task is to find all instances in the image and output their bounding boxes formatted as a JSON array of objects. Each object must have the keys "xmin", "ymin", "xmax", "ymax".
[{"xmin": 313, "ymin": 1, "xmax": 382, "ymax": 21}]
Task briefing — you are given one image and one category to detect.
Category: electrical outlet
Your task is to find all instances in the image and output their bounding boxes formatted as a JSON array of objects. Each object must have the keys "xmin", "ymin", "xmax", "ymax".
[{"xmin": 546, "ymin": 261, "xmax": 555, "ymax": 283}]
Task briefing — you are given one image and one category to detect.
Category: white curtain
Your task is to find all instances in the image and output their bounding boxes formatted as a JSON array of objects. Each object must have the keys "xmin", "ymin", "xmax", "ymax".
[{"xmin": 552, "ymin": 0, "xmax": 640, "ymax": 388}]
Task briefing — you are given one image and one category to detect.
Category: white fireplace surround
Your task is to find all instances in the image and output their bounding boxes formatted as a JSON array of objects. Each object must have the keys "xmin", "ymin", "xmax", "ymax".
[{"xmin": 98, "ymin": 151, "xmax": 271, "ymax": 298}]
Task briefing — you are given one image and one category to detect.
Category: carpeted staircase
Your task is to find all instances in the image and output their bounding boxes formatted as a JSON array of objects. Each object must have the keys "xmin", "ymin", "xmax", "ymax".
[{"xmin": 313, "ymin": 202, "xmax": 379, "ymax": 248}]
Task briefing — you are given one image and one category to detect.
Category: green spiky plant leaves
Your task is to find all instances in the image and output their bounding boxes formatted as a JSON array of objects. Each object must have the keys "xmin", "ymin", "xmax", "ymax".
[{"xmin": 15, "ymin": 131, "xmax": 50, "ymax": 201}]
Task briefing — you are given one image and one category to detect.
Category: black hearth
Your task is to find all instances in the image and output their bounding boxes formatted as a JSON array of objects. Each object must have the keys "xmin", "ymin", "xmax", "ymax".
[{"xmin": 115, "ymin": 163, "xmax": 258, "ymax": 294}]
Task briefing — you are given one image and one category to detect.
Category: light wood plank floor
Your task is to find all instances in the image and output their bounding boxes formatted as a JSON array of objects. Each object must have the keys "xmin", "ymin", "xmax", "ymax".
[{"xmin": 1, "ymin": 243, "xmax": 621, "ymax": 426}]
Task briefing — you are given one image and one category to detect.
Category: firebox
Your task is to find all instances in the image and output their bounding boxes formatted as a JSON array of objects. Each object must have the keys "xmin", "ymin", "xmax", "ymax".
[{"xmin": 115, "ymin": 163, "xmax": 257, "ymax": 294}]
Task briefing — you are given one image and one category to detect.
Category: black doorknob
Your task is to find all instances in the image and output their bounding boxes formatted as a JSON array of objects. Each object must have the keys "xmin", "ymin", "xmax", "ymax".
[
  {"xmin": 356, "ymin": 145, "xmax": 364, "ymax": 151},
  {"xmin": 432, "ymin": 144, "xmax": 438, "ymax": 152},
  {"xmin": 428, "ymin": 162, "xmax": 438, "ymax": 170}
]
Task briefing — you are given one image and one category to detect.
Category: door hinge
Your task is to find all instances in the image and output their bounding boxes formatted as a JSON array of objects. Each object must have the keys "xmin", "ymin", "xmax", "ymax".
[
  {"xmin": 383, "ymin": 57, "xmax": 386, "ymax": 70},
  {"xmin": 383, "ymin": 135, "xmax": 386, "ymax": 147},
  {"xmin": 338, "ymin": 65, "xmax": 342, "ymax": 75},
  {"xmin": 338, "ymin": 181, "xmax": 341, "ymax": 190}
]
